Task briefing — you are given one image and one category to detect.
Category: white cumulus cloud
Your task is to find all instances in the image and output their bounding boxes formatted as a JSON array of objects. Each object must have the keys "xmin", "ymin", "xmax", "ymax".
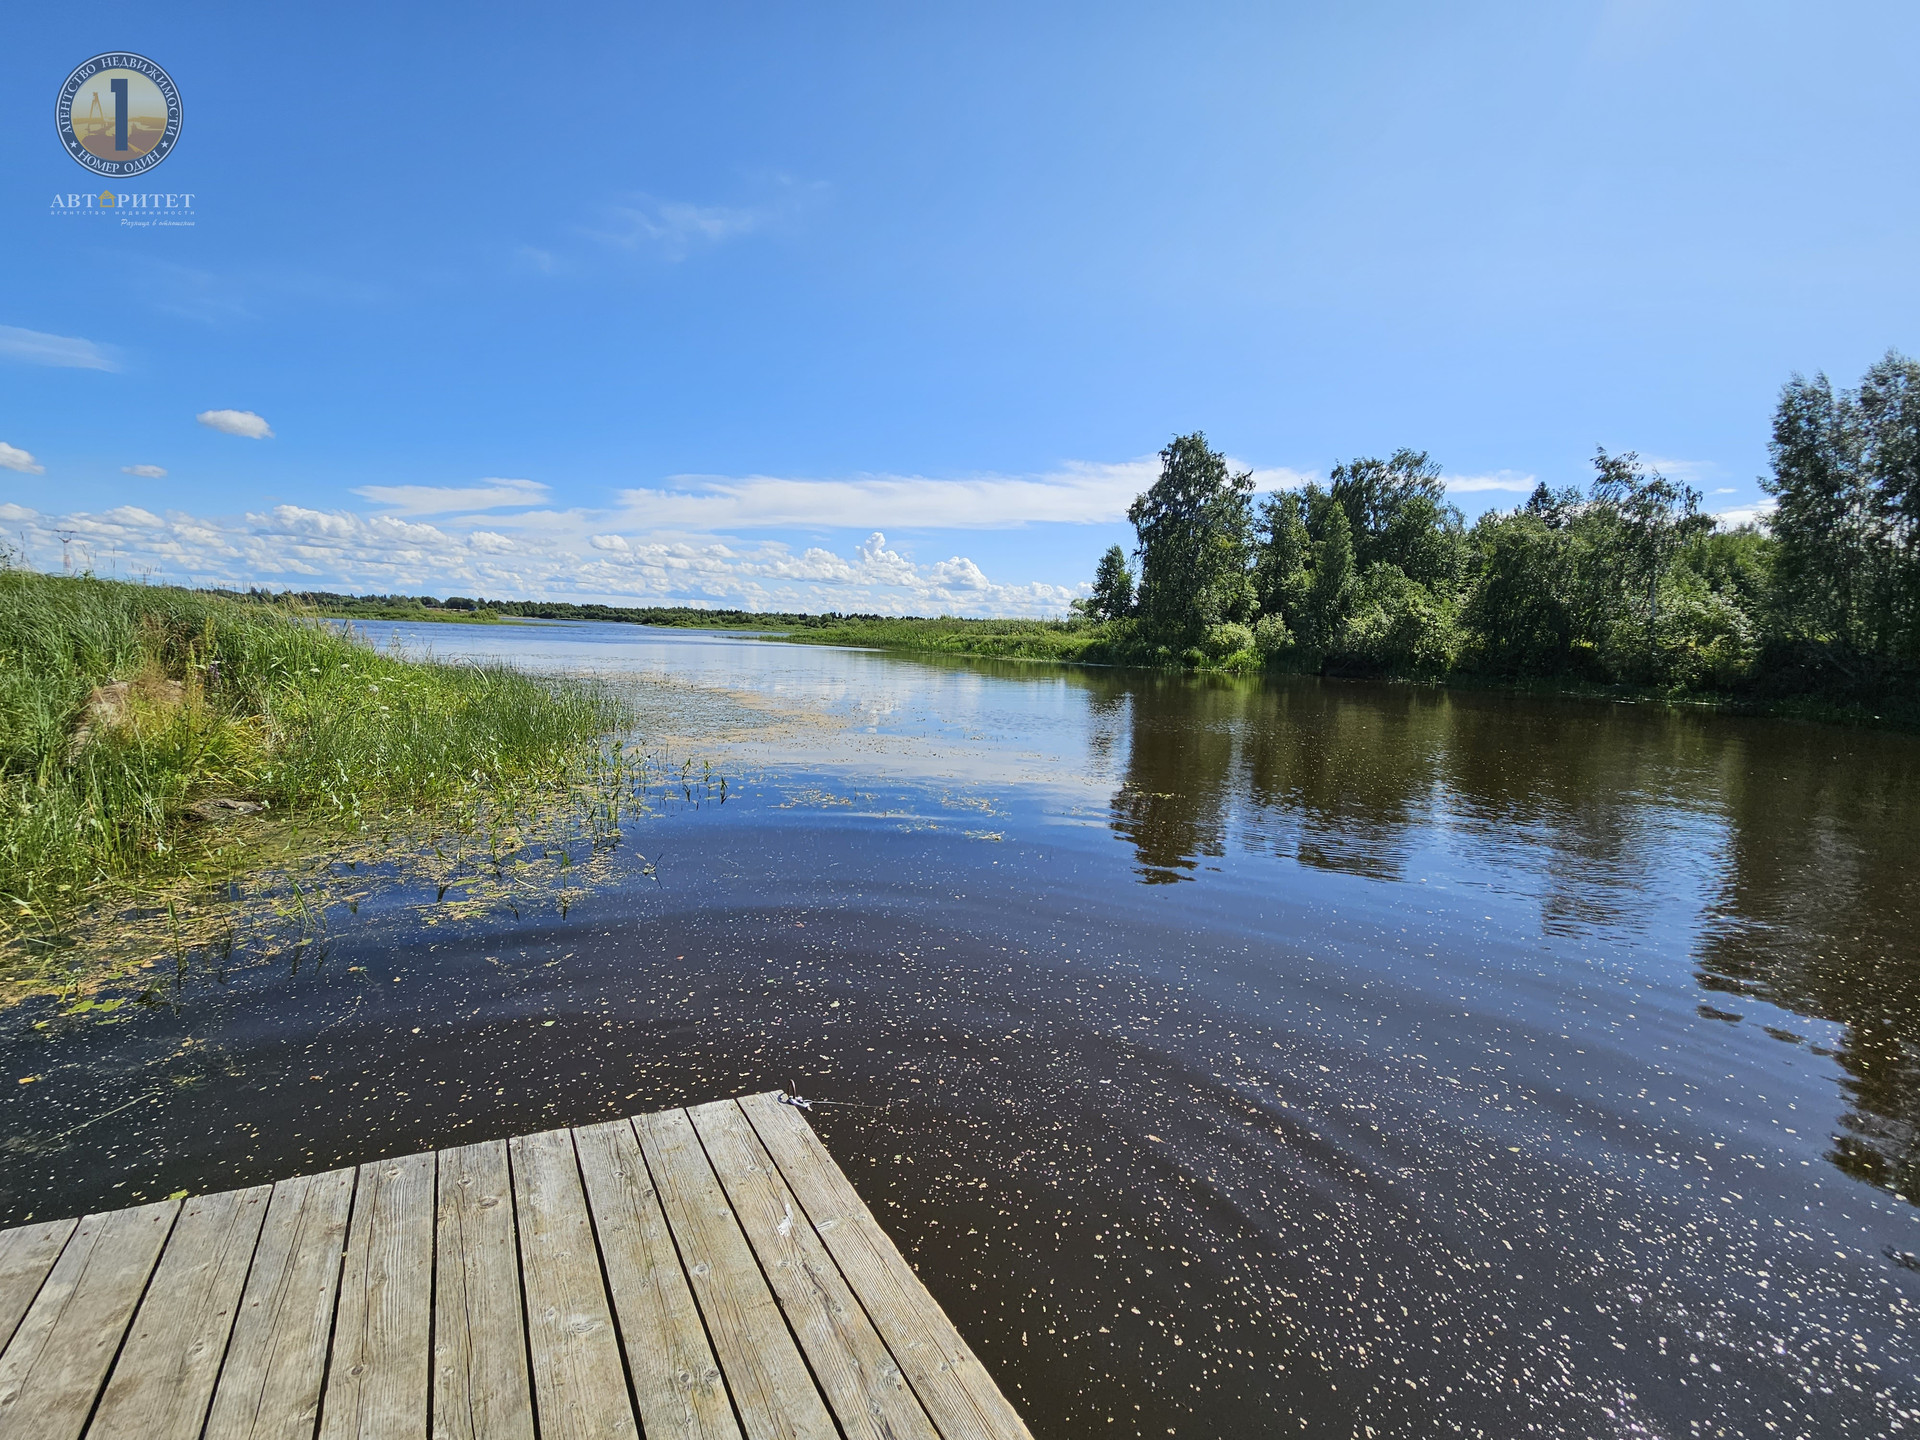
[
  {"xmin": 1714, "ymin": 500, "xmax": 1775, "ymax": 530},
  {"xmin": 5, "ymin": 447, "xmax": 1384, "ymax": 614},
  {"xmin": 197, "ymin": 409, "xmax": 274, "ymax": 439},
  {"xmin": 352, "ymin": 478, "xmax": 550, "ymax": 516},
  {"xmin": 122, "ymin": 464, "xmax": 168, "ymax": 479},
  {"xmin": 0, "ymin": 443, "xmax": 45, "ymax": 475},
  {"xmin": 0, "ymin": 325, "xmax": 118, "ymax": 371},
  {"xmin": 1444, "ymin": 471, "xmax": 1537, "ymax": 494},
  {"xmin": 928, "ymin": 556, "xmax": 991, "ymax": 591},
  {"xmin": 0, "ymin": 505, "xmax": 1078, "ymax": 617},
  {"xmin": 611, "ymin": 456, "xmax": 1307, "ymax": 532},
  {"xmin": 1639, "ymin": 456, "xmax": 1717, "ymax": 484}
]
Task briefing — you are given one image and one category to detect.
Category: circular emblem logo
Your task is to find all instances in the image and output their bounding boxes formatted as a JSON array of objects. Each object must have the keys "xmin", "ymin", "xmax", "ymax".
[{"xmin": 56, "ymin": 53, "xmax": 182, "ymax": 176}]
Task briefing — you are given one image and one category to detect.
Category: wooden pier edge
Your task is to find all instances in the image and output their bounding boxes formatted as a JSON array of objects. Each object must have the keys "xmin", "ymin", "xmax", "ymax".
[{"xmin": 0, "ymin": 1091, "xmax": 1032, "ymax": 1440}]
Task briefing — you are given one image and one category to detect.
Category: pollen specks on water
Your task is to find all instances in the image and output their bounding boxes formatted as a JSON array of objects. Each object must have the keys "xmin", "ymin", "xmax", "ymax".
[{"xmin": 3, "ymin": 621, "xmax": 1917, "ymax": 1439}]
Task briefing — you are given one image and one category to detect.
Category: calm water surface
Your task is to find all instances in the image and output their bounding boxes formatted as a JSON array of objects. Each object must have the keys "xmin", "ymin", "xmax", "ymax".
[{"xmin": 6, "ymin": 621, "xmax": 1918, "ymax": 1438}]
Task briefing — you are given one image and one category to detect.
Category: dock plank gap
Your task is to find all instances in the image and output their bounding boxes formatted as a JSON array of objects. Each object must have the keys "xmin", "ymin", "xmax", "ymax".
[{"xmin": 0, "ymin": 1091, "xmax": 1032, "ymax": 1440}]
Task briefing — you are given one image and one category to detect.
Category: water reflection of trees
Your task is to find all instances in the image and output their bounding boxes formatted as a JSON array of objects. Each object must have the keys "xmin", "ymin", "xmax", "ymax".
[
  {"xmin": 1106, "ymin": 674, "xmax": 1449, "ymax": 882},
  {"xmin": 1107, "ymin": 676, "xmax": 1239, "ymax": 882},
  {"xmin": 1693, "ymin": 733, "xmax": 1920, "ymax": 1201},
  {"xmin": 1100, "ymin": 670, "xmax": 1920, "ymax": 1202},
  {"xmin": 1103, "ymin": 673, "xmax": 1713, "ymax": 904}
]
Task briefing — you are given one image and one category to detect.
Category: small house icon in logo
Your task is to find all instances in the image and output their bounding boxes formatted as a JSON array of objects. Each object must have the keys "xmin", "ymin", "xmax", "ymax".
[{"xmin": 98, "ymin": 190, "xmax": 117, "ymax": 208}]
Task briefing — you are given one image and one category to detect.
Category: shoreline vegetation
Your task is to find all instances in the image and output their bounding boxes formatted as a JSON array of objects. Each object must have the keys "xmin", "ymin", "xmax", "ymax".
[
  {"xmin": 252, "ymin": 587, "xmax": 1916, "ymax": 730},
  {"xmin": 0, "ymin": 563, "xmax": 632, "ymax": 962},
  {"xmin": 250, "ymin": 351, "xmax": 1920, "ymax": 730}
]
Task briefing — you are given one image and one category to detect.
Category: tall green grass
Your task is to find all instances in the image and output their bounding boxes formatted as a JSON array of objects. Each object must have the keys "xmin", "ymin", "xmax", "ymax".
[{"xmin": 0, "ymin": 566, "xmax": 624, "ymax": 937}]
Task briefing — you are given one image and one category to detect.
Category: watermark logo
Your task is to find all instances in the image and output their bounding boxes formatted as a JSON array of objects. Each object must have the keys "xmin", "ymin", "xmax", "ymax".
[
  {"xmin": 57, "ymin": 52, "xmax": 181, "ymax": 176},
  {"xmin": 49, "ymin": 190, "xmax": 195, "ymax": 227}
]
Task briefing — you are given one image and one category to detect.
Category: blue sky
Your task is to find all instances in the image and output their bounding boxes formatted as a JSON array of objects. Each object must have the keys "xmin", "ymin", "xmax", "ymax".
[{"xmin": 3, "ymin": 2, "xmax": 1916, "ymax": 614}]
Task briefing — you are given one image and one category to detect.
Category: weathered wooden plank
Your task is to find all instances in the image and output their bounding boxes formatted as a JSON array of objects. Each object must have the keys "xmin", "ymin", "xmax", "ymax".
[
  {"xmin": 321, "ymin": 1152, "xmax": 434, "ymax": 1440},
  {"xmin": 0, "ymin": 1200, "xmax": 176, "ymax": 1440},
  {"xmin": 0, "ymin": 1093, "xmax": 1031, "ymax": 1440},
  {"xmin": 634, "ymin": 1108, "xmax": 835, "ymax": 1440},
  {"xmin": 690, "ymin": 1099, "xmax": 938, "ymax": 1440},
  {"xmin": 432, "ymin": 1141, "xmax": 532, "ymax": 1440},
  {"xmin": 508, "ymin": 1128, "xmax": 635, "ymax": 1440},
  {"xmin": 739, "ymin": 1092, "xmax": 1032, "ymax": 1440},
  {"xmin": 87, "ymin": 1186, "xmax": 270, "ymax": 1440},
  {"xmin": 573, "ymin": 1119, "xmax": 737, "ymax": 1440},
  {"xmin": 0, "ymin": 1219, "xmax": 77, "ymax": 1355},
  {"xmin": 203, "ymin": 1168, "xmax": 355, "ymax": 1440}
]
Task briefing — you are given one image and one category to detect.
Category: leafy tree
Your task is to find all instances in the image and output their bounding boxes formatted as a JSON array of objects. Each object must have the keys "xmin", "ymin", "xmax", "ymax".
[
  {"xmin": 1302, "ymin": 497, "xmax": 1356, "ymax": 651},
  {"xmin": 1677, "ymin": 526, "xmax": 1774, "ymax": 616},
  {"xmin": 1765, "ymin": 370, "xmax": 1870, "ymax": 649},
  {"xmin": 1462, "ymin": 512, "xmax": 1576, "ymax": 675},
  {"xmin": 1855, "ymin": 351, "xmax": 1920, "ymax": 658},
  {"xmin": 1128, "ymin": 433, "xmax": 1256, "ymax": 646},
  {"xmin": 1524, "ymin": 481, "xmax": 1583, "ymax": 528},
  {"xmin": 1585, "ymin": 448, "xmax": 1712, "ymax": 654},
  {"xmin": 1253, "ymin": 491, "xmax": 1312, "ymax": 623},
  {"xmin": 1329, "ymin": 448, "xmax": 1466, "ymax": 590},
  {"xmin": 1076, "ymin": 544, "xmax": 1135, "ymax": 621},
  {"xmin": 1763, "ymin": 351, "xmax": 1920, "ymax": 663}
]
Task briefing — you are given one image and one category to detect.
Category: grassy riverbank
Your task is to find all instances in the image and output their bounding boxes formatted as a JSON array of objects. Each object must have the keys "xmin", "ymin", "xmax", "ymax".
[
  {"xmin": 1, "ymin": 569, "xmax": 625, "ymax": 942},
  {"xmin": 776, "ymin": 615, "xmax": 1105, "ymax": 661},
  {"xmin": 771, "ymin": 613, "xmax": 1920, "ymax": 727},
  {"xmin": 311, "ymin": 603, "xmax": 515, "ymax": 624}
]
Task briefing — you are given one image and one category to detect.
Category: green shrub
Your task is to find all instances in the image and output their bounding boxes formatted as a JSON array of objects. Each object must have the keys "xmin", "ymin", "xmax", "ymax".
[
  {"xmin": 1337, "ymin": 565, "xmax": 1458, "ymax": 677},
  {"xmin": 1203, "ymin": 622, "xmax": 1254, "ymax": 659},
  {"xmin": 1253, "ymin": 614, "xmax": 1294, "ymax": 659},
  {"xmin": 1601, "ymin": 588, "xmax": 1757, "ymax": 690},
  {"xmin": 1662, "ymin": 592, "xmax": 1757, "ymax": 689}
]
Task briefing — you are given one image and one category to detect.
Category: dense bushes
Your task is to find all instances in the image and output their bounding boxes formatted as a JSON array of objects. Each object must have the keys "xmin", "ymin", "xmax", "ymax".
[{"xmin": 1082, "ymin": 353, "xmax": 1920, "ymax": 709}]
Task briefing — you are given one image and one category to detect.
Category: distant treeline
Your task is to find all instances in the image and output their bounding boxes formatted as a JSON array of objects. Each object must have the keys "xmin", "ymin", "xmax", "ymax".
[
  {"xmin": 1066, "ymin": 350, "xmax": 1920, "ymax": 715},
  {"xmin": 222, "ymin": 591, "xmax": 887, "ymax": 631}
]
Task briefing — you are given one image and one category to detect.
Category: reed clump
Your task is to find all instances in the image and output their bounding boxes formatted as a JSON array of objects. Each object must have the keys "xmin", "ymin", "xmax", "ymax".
[{"xmin": 0, "ymin": 565, "xmax": 625, "ymax": 940}]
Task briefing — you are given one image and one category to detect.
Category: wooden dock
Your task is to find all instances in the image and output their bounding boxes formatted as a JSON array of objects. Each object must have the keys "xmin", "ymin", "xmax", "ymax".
[{"xmin": 0, "ymin": 1091, "xmax": 1031, "ymax": 1440}]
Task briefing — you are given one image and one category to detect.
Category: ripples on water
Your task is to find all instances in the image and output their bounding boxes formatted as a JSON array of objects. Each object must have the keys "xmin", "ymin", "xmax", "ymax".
[{"xmin": 3, "ymin": 622, "xmax": 1917, "ymax": 1438}]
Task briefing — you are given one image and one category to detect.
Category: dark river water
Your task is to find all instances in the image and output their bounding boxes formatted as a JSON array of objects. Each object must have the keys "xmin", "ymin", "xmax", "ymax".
[{"xmin": 5, "ymin": 622, "xmax": 1918, "ymax": 1438}]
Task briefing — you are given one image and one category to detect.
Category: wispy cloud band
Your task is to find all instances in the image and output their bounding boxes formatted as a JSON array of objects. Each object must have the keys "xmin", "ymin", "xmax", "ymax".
[
  {"xmin": 613, "ymin": 458, "xmax": 1309, "ymax": 531},
  {"xmin": 575, "ymin": 178, "xmax": 829, "ymax": 262},
  {"xmin": 0, "ymin": 325, "xmax": 118, "ymax": 371},
  {"xmin": 1443, "ymin": 471, "xmax": 1537, "ymax": 493},
  {"xmin": 352, "ymin": 478, "xmax": 551, "ymax": 515}
]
